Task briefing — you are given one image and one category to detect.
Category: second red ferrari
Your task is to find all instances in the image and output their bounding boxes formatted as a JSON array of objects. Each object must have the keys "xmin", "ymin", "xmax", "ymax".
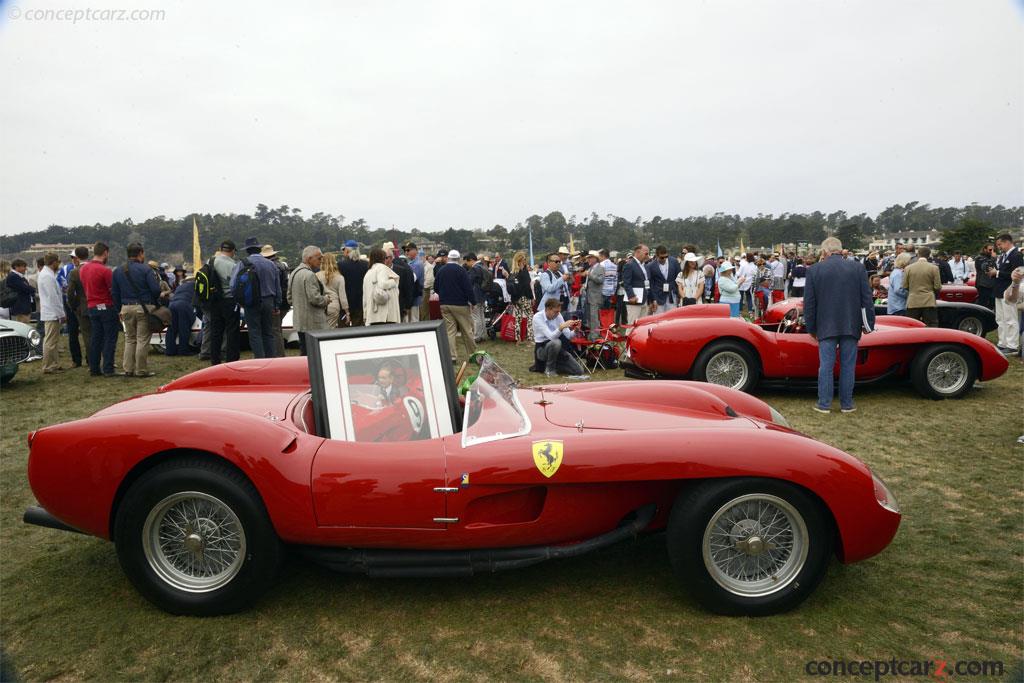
[{"xmin": 622, "ymin": 301, "xmax": 1009, "ymax": 399}]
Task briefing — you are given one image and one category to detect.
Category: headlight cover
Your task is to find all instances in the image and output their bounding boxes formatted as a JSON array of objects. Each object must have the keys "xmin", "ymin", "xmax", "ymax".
[
  {"xmin": 768, "ymin": 405, "xmax": 791, "ymax": 429},
  {"xmin": 872, "ymin": 472, "xmax": 900, "ymax": 514},
  {"xmin": 28, "ymin": 329, "xmax": 41, "ymax": 346}
]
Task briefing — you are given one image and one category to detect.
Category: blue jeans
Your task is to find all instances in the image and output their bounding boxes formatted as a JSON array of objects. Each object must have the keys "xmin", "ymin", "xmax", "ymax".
[
  {"xmin": 166, "ymin": 302, "xmax": 196, "ymax": 355},
  {"xmin": 739, "ymin": 289, "xmax": 753, "ymax": 312},
  {"xmin": 245, "ymin": 296, "xmax": 276, "ymax": 359},
  {"xmin": 727, "ymin": 302, "xmax": 741, "ymax": 317},
  {"xmin": 817, "ymin": 335, "xmax": 859, "ymax": 410},
  {"xmin": 87, "ymin": 307, "xmax": 119, "ymax": 375}
]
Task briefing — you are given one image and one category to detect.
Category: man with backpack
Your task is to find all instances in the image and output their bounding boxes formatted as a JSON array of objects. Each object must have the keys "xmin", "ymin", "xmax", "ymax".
[
  {"xmin": 199, "ymin": 239, "xmax": 240, "ymax": 365},
  {"xmin": 230, "ymin": 236, "xmax": 282, "ymax": 359}
]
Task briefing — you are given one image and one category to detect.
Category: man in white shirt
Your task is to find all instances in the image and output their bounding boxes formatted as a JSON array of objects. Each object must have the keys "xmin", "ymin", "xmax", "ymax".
[
  {"xmin": 532, "ymin": 298, "xmax": 586, "ymax": 378},
  {"xmin": 736, "ymin": 255, "xmax": 758, "ymax": 314},
  {"xmin": 950, "ymin": 252, "xmax": 969, "ymax": 284},
  {"xmin": 769, "ymin": 254, "xmax": 786, "ymax": 302},
  {"xmin": 37, "ymin": 251, "xmax": 66, "ymax": 373}
]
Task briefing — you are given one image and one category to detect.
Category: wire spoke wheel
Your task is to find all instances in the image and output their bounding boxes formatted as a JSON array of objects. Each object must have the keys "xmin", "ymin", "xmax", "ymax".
[
  {"xmin": 142, "ymin": 491, "xmax": 246, "ymax": 593},
  {"xmin": 702, "ymin": 493, "xmax": 808, "ymax": 597},
  {"xmin": 926, "ymin": 351, "xmax": 969, "ymax": 395},
  {"xmin": 705, "ymin": 351, "xmax": 749, "ymax": 389},
  {"xmin": 957, "ymin": 317, "xmax": 982, "ymax": 336}
]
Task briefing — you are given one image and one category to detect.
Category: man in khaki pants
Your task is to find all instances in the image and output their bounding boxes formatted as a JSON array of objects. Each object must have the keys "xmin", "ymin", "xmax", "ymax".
[
  {"xmin": 901, "ymin": 246, "xmax": 942, "ymax": 327},
  {"xmin": 434, "ymin": 250, "xmax": 477, "ymax": 362},
  {"xmin": 37, "ymin": 252, "xmax": 66, "ymax": 373},
  {"xmin": 112, "ymin": 242, "xmax": 162, "ymax": 377}
]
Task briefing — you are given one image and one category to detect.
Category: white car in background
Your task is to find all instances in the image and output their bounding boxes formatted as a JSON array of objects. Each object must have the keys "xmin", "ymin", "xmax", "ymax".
[
  {"xmin": 149, "ymin": 309, "xmax": 299, "ymax": 353},
  {"xmin": 1, "ymin": 318, "xmax": 42, "ymax": 385}
]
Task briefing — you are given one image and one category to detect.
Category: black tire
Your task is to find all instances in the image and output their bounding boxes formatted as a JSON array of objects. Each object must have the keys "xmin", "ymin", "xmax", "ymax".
[
  {"xmin": 910, "ymin": 343, "xmax": 977, "ymax": 400},
  {"xmin": 113, "ymin": 457, "xmax": 282, "ymax": 616},
  {"xmin": 955, "ymin": 315, "xmax": 984, "ymax": 337},
  {"xmin": 692, "ymin": 341, "xmax": 759, "ymax": 393},
  {"xmin": 667, "ymin": 478, "xmax": 833, "ymax": 616}
]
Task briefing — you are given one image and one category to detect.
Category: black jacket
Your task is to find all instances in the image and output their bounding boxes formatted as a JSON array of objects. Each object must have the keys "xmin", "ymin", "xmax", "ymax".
[
  {"xmin": 339, "ymin": 257, "xmax": 369, "ymax": 311},
  {"xmin": 974, "ymin": 253, "xmax": 995, "ymax": 289},
  {"xmin": 392, "ymin": 257, "xmax": 415, "ymax": 311},
  {"xmin": 993, "ymin": 247, "xmax": 1024, "ymax": 298},
  {"xmin": 4, "ymin": 271, "xmax": 35, "ymax": 315}
]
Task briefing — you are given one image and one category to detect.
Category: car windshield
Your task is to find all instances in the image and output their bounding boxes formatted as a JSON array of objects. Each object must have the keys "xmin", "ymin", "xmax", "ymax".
[{"xmin": 461, "ymin": 356, "xmax": 532, "ymax": 447}]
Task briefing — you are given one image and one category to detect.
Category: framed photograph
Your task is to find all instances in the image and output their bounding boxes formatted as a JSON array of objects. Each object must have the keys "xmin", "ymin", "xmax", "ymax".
[{"xmin": 306, "ymin": 321, "xmax": 460, "ymax": 442}]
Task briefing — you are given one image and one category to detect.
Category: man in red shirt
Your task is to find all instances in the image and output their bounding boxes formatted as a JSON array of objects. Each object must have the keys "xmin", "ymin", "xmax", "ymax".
[{"xmin": 80, "ymin": 242, "xmax": 119, "ymax": 376}]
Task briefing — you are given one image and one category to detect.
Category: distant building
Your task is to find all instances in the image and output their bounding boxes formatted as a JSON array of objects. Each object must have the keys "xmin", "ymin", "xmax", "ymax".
[
  {"xmin": 22, "ymin": 242, "xmax": 94, "ymax": 256},
  {"xmin": 868, "ymin": 230, "xmax": 942, "ymax": 252}
]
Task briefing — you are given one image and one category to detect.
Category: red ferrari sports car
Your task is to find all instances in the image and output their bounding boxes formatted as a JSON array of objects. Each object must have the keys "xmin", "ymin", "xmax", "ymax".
[
  {"xmin": 24, "ymin": 338, "xmax": 900, "ymax": 618},
  {"xmin": 622, "ymin": 301, "xmax": 1008, "ymax": 399},
  {"xmin": 939, "ymin": 283, "xmax": 978, "ymax": 304}
]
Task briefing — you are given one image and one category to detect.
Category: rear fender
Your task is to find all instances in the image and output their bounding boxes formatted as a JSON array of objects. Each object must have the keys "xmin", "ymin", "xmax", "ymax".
[{"xmin": 27, "ymin": 409, "xmax": 321, "ymax": 540}]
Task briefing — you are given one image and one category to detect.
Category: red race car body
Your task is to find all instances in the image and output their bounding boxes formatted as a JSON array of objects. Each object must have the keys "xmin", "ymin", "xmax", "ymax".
[
  {"xmin": 622, "ymin": 301, "xmax": 1008, "ymax": 399},
  {"xmin": 939, "ymin": 284, "xmax": 978, "ymax": 304},
  {"xmin": 25, "ymin": 353, "xmax": 900, "ymax": 617}
]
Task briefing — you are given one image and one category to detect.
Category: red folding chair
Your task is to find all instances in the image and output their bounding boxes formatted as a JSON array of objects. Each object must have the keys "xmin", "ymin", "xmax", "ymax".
[{"xmin": 571, "ymin": 308, "xmax": 627, "ymax": 372}]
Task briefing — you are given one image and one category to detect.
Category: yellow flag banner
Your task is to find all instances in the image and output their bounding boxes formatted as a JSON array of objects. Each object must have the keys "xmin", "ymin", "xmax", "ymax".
[{"xmin": 192, "ymin": 217, "xmax": 202, "ymax": 271}]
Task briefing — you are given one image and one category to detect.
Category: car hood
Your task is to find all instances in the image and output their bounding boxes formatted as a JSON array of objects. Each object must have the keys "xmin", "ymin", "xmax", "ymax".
[{"xmin": 525, "ymin": 380, "xmax": 765, "ymax": 432}]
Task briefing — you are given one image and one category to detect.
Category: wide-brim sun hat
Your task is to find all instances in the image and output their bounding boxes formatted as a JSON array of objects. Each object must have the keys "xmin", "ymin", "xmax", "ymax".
[
  {"xmin": 720, "ymin": 262, "xmax": 736, "ymax": 272},
  {"xmin": 684, "ymin": 252, "xmax": 699, "ymax": 262}
]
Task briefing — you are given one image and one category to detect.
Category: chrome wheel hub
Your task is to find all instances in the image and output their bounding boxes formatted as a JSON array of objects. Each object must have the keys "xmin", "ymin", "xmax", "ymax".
[
  {"xmin": 926, "ymin": 351, "xmax": 968, "ymax": 394},
  {"xmin": 142, "ymin": 491, "xmax": 246, "ymax": 593},
  {"xmin": 705, "ymin": 351, "xmax": 748, "ymax": 389},
  {"xmin": 703, "ymin": 494, "xmax": 808, "ymax": 596},
  {"xmin": 958, "ymin": 317, "xmax": 982, "ymax": 336}
]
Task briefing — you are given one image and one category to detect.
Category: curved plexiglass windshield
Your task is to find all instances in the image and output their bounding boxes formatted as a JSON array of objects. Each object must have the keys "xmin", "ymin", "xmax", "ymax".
[{"xmin": 461, "ymin": 357, "xmax": 532, "ymax": 447}]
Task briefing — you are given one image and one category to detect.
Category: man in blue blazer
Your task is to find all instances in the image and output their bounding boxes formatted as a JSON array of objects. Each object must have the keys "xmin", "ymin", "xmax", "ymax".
[
  {"xmin": 622, "ymin": 244, "xmax": 650, "ymax": 324},
  {"xmin": 804, "ymin": 237, "xmax": 875, "ymax": 414},
  {"xmin": 645, "ymin": 245, "xmax": 682, "ymax": 315}
]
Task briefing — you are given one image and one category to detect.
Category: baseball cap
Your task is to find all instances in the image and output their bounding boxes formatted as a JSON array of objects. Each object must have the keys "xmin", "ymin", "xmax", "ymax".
[
  {"xmin": 436, "ymin": 249, "xmax": 448, "ymax": 258},
  {"xmin": 448, "ymin": 249, "xmax": 461, "ymax": 260},
  {"xmin": 344, "ymin": 239, "xmax": 358, "ymax": 249},
  {"xmin": 220, "ymin": 239, "xmax": 236, "ymax": 251}
]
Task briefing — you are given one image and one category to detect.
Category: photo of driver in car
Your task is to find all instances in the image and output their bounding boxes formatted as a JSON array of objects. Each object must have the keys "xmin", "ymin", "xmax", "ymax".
[
  {"xmin": 375, "ymin": 364, "xmax": 408, "ymax": 406},
  {"xmin": 342, "ymin": 353, "xmax": 431, "ymax": 442}
]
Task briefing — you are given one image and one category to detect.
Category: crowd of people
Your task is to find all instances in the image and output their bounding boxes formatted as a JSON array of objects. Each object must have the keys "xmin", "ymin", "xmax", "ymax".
[{"xmin": 1, "ymin": 231, "xmax": 1021, "ymax": 384}]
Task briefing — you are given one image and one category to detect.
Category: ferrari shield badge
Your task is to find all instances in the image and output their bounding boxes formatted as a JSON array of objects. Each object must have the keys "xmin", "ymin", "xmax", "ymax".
[{"xmin": 532, "ymin": 440, "xmax": 564, "ymax": 478}]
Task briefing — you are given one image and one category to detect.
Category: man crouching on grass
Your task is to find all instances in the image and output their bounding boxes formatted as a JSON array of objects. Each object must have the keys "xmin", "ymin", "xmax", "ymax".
[{"xmin": 532, "ymin": 298, "xmax": 587, "ymax": 378}]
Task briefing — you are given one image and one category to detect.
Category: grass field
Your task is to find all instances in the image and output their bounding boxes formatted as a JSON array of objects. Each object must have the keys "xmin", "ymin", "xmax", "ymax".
[{"xmin": 1, "ymin": 334, "xmax": 1022, "ymax": 681}]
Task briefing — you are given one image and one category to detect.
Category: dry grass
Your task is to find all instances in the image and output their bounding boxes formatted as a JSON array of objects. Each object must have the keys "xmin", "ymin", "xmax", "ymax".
[{"xmin": 1, "ymin": 334, "xmax": 1022, "ymax": 681}]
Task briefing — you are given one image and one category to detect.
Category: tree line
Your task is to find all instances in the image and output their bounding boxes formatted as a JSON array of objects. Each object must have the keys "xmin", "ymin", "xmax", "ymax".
[{"xmin": 1, "ymin": 201, "xmax": 1019, "ymax": 266}]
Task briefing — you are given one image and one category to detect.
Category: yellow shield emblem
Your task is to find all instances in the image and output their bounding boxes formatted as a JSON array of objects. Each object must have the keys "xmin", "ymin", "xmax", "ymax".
[{"xmin": 532, "ymin": 440, "xmax": 564, "ymax": 478}]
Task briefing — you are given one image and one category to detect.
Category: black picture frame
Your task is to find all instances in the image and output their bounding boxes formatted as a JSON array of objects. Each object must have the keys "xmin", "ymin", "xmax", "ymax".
[{"xmin": 306, "ymin": 321, "xmax": 460, "ymax": 440}]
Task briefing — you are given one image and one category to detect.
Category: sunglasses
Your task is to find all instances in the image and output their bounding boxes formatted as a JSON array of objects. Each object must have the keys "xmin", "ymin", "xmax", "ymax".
[{"xmin": 549, "ymin": 259, "xmax": 561, "ymax": 264}]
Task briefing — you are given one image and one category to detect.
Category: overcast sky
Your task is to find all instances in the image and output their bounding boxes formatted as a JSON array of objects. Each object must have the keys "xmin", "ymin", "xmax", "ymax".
[{"xmin": 1, "ymin": 0, "xmax": 1021, "ymax": 236}]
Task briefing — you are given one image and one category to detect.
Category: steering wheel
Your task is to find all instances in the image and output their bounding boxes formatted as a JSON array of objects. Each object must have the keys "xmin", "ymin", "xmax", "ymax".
[{"xmin": 781, "ymin": 307, "xmax": 800, "ymax": 332}]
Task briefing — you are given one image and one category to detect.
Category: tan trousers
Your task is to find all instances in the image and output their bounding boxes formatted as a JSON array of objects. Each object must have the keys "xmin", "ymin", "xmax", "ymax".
[
  {"xmin": 42, "ymin": 320, "xmax": 61, "ymax": 371},
  {"xmin": 440, "ymin": 304, "xmax": 476, "ymax": 361},
  {"xmin": 419, "ymin": 287, "xmax": 432, "ymax": 321},
  {"xmin": 121, "ymin": 305, "xmax": 150, "ymax": 375}
]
